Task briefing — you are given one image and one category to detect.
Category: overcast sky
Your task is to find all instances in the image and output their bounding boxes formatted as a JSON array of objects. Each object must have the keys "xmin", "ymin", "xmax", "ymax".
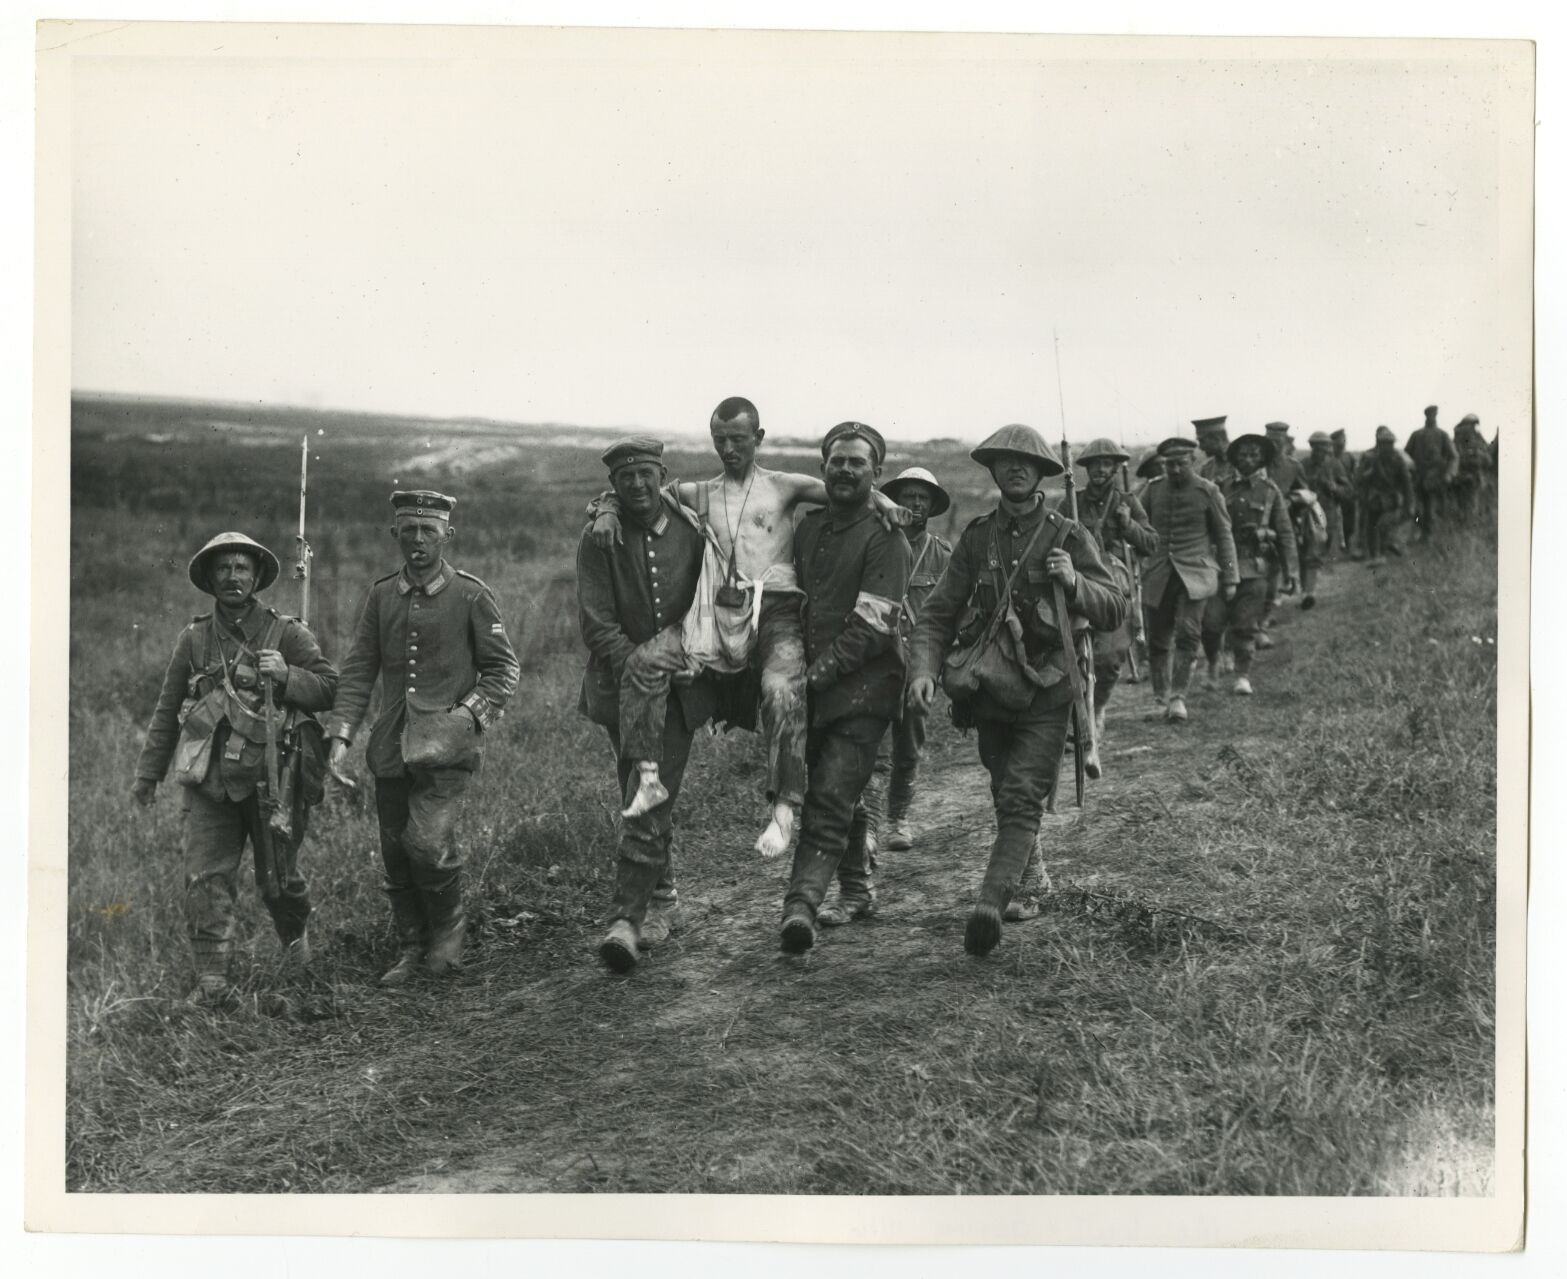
[{"xmin": 69, "ymin": 28, "xmax": 1533, "ymax": 449}]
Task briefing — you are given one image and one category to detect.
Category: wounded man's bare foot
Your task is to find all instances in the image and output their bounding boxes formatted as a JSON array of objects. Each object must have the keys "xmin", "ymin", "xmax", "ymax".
[
  {"xmin": 754, "ymin": 804, "xmax": 795, "ymax": 859},
  {"xmin": 622, "ymin": 763, "xmax": 668, "ymax": 819}
]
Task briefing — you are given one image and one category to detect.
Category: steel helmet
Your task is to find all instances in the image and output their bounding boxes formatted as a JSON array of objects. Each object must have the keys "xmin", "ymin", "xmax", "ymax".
[
  {"xmin": 969, "ymin": 424, "xmax": 1064, "ymax": 477},
  {"xmin": 188, "ymin": 531, "xmax": 281, "ymax": 594},
  {"xmin": 881, "ymin": 466, "xmax": 952, "ymax": 516},
  {"xmin": 1075, "ymin": 437, "xmax": 1132, "ymax": 467}
]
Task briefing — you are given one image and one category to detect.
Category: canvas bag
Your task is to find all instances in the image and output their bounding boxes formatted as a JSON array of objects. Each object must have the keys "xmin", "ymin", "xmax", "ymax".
[{"xmin": 941, "ymin": 518, "xmax": 1051, "ymax": 712}]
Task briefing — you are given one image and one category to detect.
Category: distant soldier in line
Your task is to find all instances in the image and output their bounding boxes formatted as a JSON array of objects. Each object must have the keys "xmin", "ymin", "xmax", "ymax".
[
  {"xmin": 575, "ymin": 438, "xmax": 718, "ymax": 971},
  {"xmin": 1405, "ymin": 405, "xmax": 1459, "ymax": 541},
  {"xmin": 1056, "ymin": 439, "xmax": 1157, "ymax": 739},
  {"xmin": 1193, "ymin": 416, "xmax": 1236, "ymax": 684},
  {"xmin": 1258, "ymin": 422, "xmax": 1308, "ymax": 647},
  {"xmin": 1300, "ymin": 431, "xmax": 1354, "ymax": 593},
  {"xmin": 1138, "ymin": 437, "xmax": 1238, "ymax": 723},
  {"xmin": 1209, "ymin": 435, "xmax": 1298, "ymax": 696},
  {"xmin": 1194, "ymin": 416, "xmax": 1233, "ymax": 485},
  {"xmin": 588, "ymin": 397, "xmax": 907, "ymax": 861},
  {"xmin": 132, "ymin": 533, "xmax": 339, "ymax": 1004},
  {"xmin": 1451, "ymin": 413, "xmax": 1491, "ymax": 522},
  {"xmin": 1330, "ymin": 429, "xmax": 1360, "ymax": 557},
  {"xmin": 779, "ymin": 423, "xmax": 911, "ymax": 952},
  {"xmin": 855, "ymin": 466, "xmax": 953, "ymax": 862},
  {"xmin": 1356, "ymin": 427, "xmax": 1417, "ymax": 567},
  {"xmin": 325, "ymin": 492, "xmax": 520, "ymax": 986},
  {"xmin": 908, "ymin": 424, "xmax": 1127, "ymax": 957}
]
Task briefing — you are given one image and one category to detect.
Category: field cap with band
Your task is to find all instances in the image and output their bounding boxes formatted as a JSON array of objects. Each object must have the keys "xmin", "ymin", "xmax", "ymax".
[
  {"xmin": 1076, "ymin": 437, "xmax": 1132, "ymax": 466},
  {"xmin": 1264, "ymin": 421, "xmax": 1292, "ymax": 438},
  {"xmin": 601, "ymin": 435, "xmax": 665, "ymax": 475},
  {"xmin": 970, "ymin": 423, "xmax": 1064, "ymax": 476},
  {"xmin": 1226, "ymin": 434, "xmax": 1275, "ymax": 467},
  {"xmin": 882, "ymin": 466, "xmax": 951, "ymax": 516},
  {"xmin": 1424, "ymin": 405, "xmax": 1439, "ymax": 418},
  {"xmin": 391, "ymin": 490, "xmax": 457, "ymax": 522},
  {"xmin": 822, "ymin": 420, "xmax": 886, "ymax": 464},
  {"xmin": 188, "ymin": 531, "xmax": 280, "ymax": 594},
  {"xmin": 1191, "ymin": 416, "xmax": 1229, "ymax": 435},
  {"xmin": 1156, "ymin": 436, "xmax": 1198, "ymax": 458},
  {"xmin": 1308, "ymin": 431, "xmax": 1334, "ymax": 448},
  {"xmin": 1375, "ymin": 425, "xmax": 1397, "ymax": 443}
]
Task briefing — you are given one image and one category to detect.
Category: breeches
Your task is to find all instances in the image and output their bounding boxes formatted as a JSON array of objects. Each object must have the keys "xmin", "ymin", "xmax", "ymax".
[
  {"xmin": 757, "ymin": 593, "xmax": 808, "ymax": 807},
  {"xmin": 974, "ymin": 693, "xmax": 1071, "ymax": 906},
  {"xmin": 374, "ymin": 765, "xmax": 471, "ymax": 896},
  {"xmin": 605, "ymin": 709, "xmax": 691, "ymax": 924},
  {"xmin": 182, "ymin": 786, "xmax": 310, "ymax": 961},
  {"xmin": 783, "ymin": 715, "xmax": 890, "ymax": 916}
]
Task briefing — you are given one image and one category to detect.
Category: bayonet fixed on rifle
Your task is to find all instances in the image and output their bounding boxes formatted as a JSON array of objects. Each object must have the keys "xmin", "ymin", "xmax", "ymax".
[
  {"xmin": 1119, "ymin": 457, "xmax": 1145, "ymax": 681},
  {"xmin": 1049, "ymin": 333, "xmax": 1101, "ymax": 808}
]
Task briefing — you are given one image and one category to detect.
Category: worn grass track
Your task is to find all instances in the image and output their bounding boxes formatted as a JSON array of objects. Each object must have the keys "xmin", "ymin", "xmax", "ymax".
[{"xmin": 66, "ymin": 520, "xmax": 1497, "ymax": 1196}]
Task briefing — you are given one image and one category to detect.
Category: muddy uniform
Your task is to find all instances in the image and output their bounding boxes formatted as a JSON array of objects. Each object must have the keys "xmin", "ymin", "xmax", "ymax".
[
  {"xmin": 1213, "ymin": 471, "xmax": 1298, "ymax": 675},
  {"xmin": 911, "ymin": 495, "xmax": 1126, "ymax": 916},
  {"xmin": 1140, "ymin": 474, "xmax": 1238, "ymax": 702},
  {"xmin": 136, "ymin": 603, "xmax": 338, "ymax": 975},
  {"xmin": 325, "ymin": 560, "xmax": 519, "ymax": 962},
  {"xmin": 577, "ymin": 492, "xmax": 717, "ymax": 932},
  {"xmin": 780, "ymin": 502, "xmax": 912, "ymax": 920},
  {"xmin": 1058, "ymin": 484, "xmax": 1156, "ymax": 712}
]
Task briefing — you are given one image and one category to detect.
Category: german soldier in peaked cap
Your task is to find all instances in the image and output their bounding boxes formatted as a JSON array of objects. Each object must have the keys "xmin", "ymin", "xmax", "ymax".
[
  {"xmin": 325, "ymin": 490, "xmax": 520, "ymax": 987},
  {"xmin": 908, "ymin": 424, "xmax": 1128, "ymax": 958},
  {"xmin": 132, "ymin": 532, "xmax": 339, "ymax": 1004}
]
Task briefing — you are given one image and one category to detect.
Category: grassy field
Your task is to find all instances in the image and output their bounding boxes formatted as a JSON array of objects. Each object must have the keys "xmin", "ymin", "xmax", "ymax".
[{"xmin": 65, "ymin": 401, "xmax": 1497, "ymax": 1195}]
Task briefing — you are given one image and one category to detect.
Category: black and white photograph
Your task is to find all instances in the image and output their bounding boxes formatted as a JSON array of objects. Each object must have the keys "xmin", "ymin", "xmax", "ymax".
[{"xmin": 26, "ymin": 12, "xmax": 1532, "ymax": 1252}]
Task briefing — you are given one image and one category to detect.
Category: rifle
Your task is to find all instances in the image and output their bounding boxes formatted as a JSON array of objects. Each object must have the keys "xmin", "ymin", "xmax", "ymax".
[
  {"xmin": 1050, "ymin": 333, "xmax": 1100, "ymax": 808},
  {"xmin": 264, "ymin": 437, "xmax": 318, "ymax": 842},
  {"xmin": 1118, "ymin": 458, "xmax": 1144, "ymax": 682}
]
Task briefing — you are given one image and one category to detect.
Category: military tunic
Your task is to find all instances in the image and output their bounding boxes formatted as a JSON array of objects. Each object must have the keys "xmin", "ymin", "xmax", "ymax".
[
  {"xmin": 909, "ymin": 494, "xmax": 1127, "ymax": 913},
  {"xmin": 782, "ymin": 503, "xmax": 912, "ymax": 918},
  {"xmin": 1300, "ymin": 452, "xmax": 1352, "ymax": 566},
  {"xmin": 1139, "ymin": 474, "xmax": 1237, "ymax": 698},
  {"xmin": 326, "ymin": 560, "xmax": 520, "ymax": 949},
  {"xmin": 576, "ymin": 497, "xmax": 717, "ymax": 929},
  {"xmin": 1217, "ymin": 471, "xmax": 1299, "ymax": 674},
  {"xmin": 1057, "ymin": 483, "xmax": 1156, "ymax": 703},
  {"xmin": 137, "ymin": 602, "xmax": 338, "ymax": 969}
]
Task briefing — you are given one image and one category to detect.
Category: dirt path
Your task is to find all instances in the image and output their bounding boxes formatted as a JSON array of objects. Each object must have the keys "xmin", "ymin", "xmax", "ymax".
[{"xmin": 380, "ymin": 574, "xmax": 1342, "ymax": 1194}]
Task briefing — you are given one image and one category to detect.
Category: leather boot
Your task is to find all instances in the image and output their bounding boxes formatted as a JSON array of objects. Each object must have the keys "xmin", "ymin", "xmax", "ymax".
[
  {"xmin": 422, "ymin": 876, "xmax": 467, "ymax": 976},
  {"xmin": 380, "ymin": 887, "xmax": 427, "ymax": 986}
]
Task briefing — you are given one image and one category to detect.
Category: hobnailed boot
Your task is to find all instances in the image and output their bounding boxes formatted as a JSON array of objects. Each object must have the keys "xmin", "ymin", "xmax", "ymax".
[
  {"xmin": 1165, "ymin": 695, "xmax": 1189, "ymax": 723},
  {"xmin": 598, "ymin": 919, "xmax": 640, "ymax": 973},
  {"xmin": 885, "ymin": 818, "xmax": 914, "ymax": 851},
  {"xmin": 1232, "ymin": 675, "xmax": 1254, "ymax": 696},
  {"xmin": 780, "ymin": 904, "xmax": 816, "ymax": 955}
]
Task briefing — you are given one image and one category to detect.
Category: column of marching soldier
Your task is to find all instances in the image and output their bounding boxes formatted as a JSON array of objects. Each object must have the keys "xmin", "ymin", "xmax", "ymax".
[{"xmin": 129, "ymin": 400, "xmax": 1498, "ymax": 1002}]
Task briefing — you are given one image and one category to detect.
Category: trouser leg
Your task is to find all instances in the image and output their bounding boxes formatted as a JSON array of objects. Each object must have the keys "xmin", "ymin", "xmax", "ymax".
[
  {"xmin": 618, "ymin": 624, "xmax": 685, "ymax": 763},
  {"xmin": 243, "ymin": 795, "xmax": 312, "ymax": 946},
  {"xmin": 1168, "ymin": 587, "xmax": 1203, "ymax": 696},
  {"xmin": 1226, "ymin": 578, "xmax": 1267, "ymax": 675},
  {"xmin": 375, "ymin": 773, "xmax": 427, "ymax": 949},
  {"xmin": 1145, "ymin": 585, "xmax": 1176, "ymax": 699},
  {"xmin": 1093, "ymin": 654, "xmax": 1120, "ymax": 712},
  {"xmin": 1200, "ymin": 593, "xmax": 1227, "ymax": 665},
  {"xmin": 399, "ymin": 766, "xmax": 471, "ymax": 957},
  {"xmin": 756, "ymin": 595, "xmax": 807, "ymax": 808},
  {"xmin": 975, "ymin": 698, "xmax": 1070, "ymax": 911},
  {"xmin": 183, "ymin": 788, "xmax": 248, "ymax": 975},
  {"xmin": 607, "ymin": 709, "xmax": 695, "ymax": 929},
  {"xmin": 783, "ymin": 717, "xmax": 888, "ymax": 918},
  {"xmin": 885, "ymin": 711, "xmax": 925, "ymax": 821}
]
